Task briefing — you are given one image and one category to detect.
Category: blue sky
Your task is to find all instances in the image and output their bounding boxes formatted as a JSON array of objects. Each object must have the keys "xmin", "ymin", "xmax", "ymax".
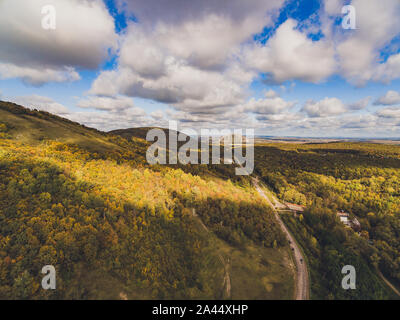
[{"xmin": 0, "ymin": 0, "xmax": 400, "ymax": 137}]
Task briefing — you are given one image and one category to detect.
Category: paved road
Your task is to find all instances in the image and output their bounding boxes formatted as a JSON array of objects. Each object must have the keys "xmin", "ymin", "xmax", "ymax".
[{"xmin": 252, "ymin": 177, "xmax": 309, "ymax": 300}]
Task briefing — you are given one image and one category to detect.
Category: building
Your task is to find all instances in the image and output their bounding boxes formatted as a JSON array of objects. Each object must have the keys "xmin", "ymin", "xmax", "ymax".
[
  {"xmin": 337, "ymin": 211, "xmax": 350, "ymax": 226},
  {"xmin": 337, "ymin": 211, "xmax": 361, "ymax": 231},
  {"xmin": 285, "ymin": 202, "xmax": 305, "ymax": 212}
]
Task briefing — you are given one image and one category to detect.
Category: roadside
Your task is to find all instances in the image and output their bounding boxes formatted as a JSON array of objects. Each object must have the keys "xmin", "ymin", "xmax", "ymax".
[{"xmin": 252, "ymin": 177, "xmax": 310, "ymax": 300}]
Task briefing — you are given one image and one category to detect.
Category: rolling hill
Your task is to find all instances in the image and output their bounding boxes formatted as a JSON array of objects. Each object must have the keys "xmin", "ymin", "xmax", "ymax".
[{"xmin": 0, "ymin": 100, "xmax": 294, "ymax": 300}]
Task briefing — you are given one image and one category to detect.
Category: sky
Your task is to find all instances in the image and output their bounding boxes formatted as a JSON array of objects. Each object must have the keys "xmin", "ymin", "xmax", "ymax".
[{"xmin": 0, "ymin": 0, "xmax": 400, "ymax": 138}]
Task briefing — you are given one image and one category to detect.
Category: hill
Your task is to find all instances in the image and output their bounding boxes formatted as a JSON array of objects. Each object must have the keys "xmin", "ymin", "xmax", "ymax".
[
  {"xmin": 0, "ymin": 101, "xmax": 125, "ymax": 153},
  {"xmin": 110, "ymin": 127, "xmax": 188, "ymax": 141},
  {"xmin": 0, "ymin": 101, "xmax": 294, "ymax": 300}
]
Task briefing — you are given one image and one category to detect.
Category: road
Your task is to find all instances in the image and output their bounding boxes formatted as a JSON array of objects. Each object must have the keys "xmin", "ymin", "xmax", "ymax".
[
  {"xmin": 377, "ymin": 269, "xmax": 400, "ymax": 297},
  {"xmin": 252, "ymin": 177, "xmax": 309, "ymax": 300}
]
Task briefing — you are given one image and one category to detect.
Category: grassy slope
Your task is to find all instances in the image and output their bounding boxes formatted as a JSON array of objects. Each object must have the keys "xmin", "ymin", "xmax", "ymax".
[
  {"xmin": 0, "ymin": 101, "xmax": 124, "ymax": 154},
  {"xmin": 0, "ymin": 101, "xmax": 293, "ymax": 299}
]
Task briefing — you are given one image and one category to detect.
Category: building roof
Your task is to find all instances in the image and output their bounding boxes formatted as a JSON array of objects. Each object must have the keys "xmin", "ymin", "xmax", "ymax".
[
  {"xmin": 337, "ymin": 211, "xmax": 349, "ymax": 217},
  {"xmin": 286, "ymin": 203, "xmax": 305, "ymax": 212}
]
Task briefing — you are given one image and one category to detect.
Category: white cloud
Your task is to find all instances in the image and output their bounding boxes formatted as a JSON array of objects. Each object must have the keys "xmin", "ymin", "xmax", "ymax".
[
  {"xmin": 245, "ymin": 19, "xmax": 336, "ymax": 83},
  {"xmin": 84, "ymin": 0, "xmax": 400, "ymax": 132},
  {"xmin": 2, "ymin": 0, "xmax": 394, "ymax": 135},
  {"xmin": 374, "ymin": 90, "xmax": 400, "ymax": 106},
  {"xmin": 302, "ymin": 97, "xmax": 347, "ymax": 117},
  {"xmin": 264, "ymin": 89, "xmax": 279, "ymax": 98},
  {"xmin": 0, "ymin": 64, "xmax": 80, "ymax": 86},
  {"xmin": 90, "ymin": 61, "xmax": 247, "ymax": 115},
  {"xmin": 332, "ymin": 0, "xmax": 400, "ymax": 85},
  {"xmin": 340, "ymin": 114, "xmax": 377, "ymax": 129},
  {"xmin": 77, "ymin": 96, "xmax": 140, "ymax": 112},
  {"xmin": 67, "ymin": 108, "xmax": 150, "ymax": 132},
  {"xmin": 256, "ymin": 112, "xmax": 301, "ymax": 122},
  {"xmin": 324, "ymin": 0, "xmax": 344, "ymax": 16},
  {"xmin": 118, "ymin": 0, "xmax": 283, "ymax": 28},
  {"xmin": 242, "ymin": 93, "xmax": 296, "ymax": 115},
  {"xmin": 348, "ymin": 97, "xmax": 371, "ymax": 110},
  {"xmin": 10, "ymin": 95, "xmax": 69, "ymax": 115},
  {"xmin": 376, "ymin": 107, "xmax": 400, "ymax": 119},
  {"xmin": 120, "ymin": 15, "xmax": 270, "ymax": 71},
  {"xmin": 88, "ymin": 0, "xmax": 286, "ymax": 123},
  {"xmin": 373, "ymin": 54, "xmax": 400, "ymax": 83},
  {"xmin": 0, "ymin": 0, "xmax": 117, "ymax": 85},
  {"xmin": 150, "ymin": 110, "xmax": 165, "ymax": 120}
]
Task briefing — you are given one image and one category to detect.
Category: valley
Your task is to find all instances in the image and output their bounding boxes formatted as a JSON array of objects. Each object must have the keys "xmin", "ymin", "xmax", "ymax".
[{"xmin": 1, "ymin": 100, "xmax": 399, "ymax": 300}]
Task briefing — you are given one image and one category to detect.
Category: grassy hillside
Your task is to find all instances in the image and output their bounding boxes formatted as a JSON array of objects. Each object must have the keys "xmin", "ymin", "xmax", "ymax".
[
  {"xmin": 0, "ymin": 101, "xmax": 121, "ymax": 152},
  {"xmin": 0, "ymin": 101, "xmax": 293, "ymax": 299}
]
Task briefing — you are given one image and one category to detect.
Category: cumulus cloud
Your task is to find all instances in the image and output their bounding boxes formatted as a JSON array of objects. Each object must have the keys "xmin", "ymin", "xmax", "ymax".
[
  {"xmin": 77, "ymin": 96, "xmax": 140, "ymax": 112},
  {"xmin": 245, "ymin": 19, "xmax": 336, "ymax": 83},
  {"xmin": 119, "ymin": 15, "xmax": 270, "ymax": 71},
  {"xmin": 348, "ymin": 97, "xmax": 371, "ymax": 110},
  {"xmin": 150, "ymin": 110, "xmax": 165, "ymax": 120},
  {"xmin": 324, "ymin": 0, "xmax": 344, "ymax": 16},
  {"xmin": 90, "ymin": 61, "xmax": 247, "ymax": 115},
  {"xmin": 256, "ymin": 112, "xmax": 302, "ymax": 123},
  {"xmin": 330, "ymin": 0, "xmax": 400, "ymax": 85},
  {"xmin": 242, "ymin": 92, "xmax": 296, "ymax": 115},
  {"xmin": 244, "ymin": 0, "xmax": 400, "ymax": 86},
  {"xmin": 0, "ymin": 0, "xmax": 117, "ymax": 85},
  {"xmin": 264, "ymin": 90, "xmax": 279, "ymax": 98},
  {"xmin": 3, "ymin": 0, "xmax": 396, "ymax": 135},
  {"xmin": 374, "ymin": 90, "xmax": 400, "ymax": 106},
  {"xmin": 10, "ymin": 95, "xmax": 69, "ymax": 115},
  {"xmin": 84, "ymin": 0, "xmax": 400, "ymax": 132},
  {"xmin": 67, "ymin": 106, "xmax": 151, "ymax": 131},
  {"xmin": 0, "ymin": 64, "xmax": 80, "ymax": 86},
  {"xmin": 302, "ymin": 97, "xmax": 347, "ymax": 117},
  {"xmin": 118, "ymin": 0, "xmax": 283, "ymax": 27},
  {"xmin": 340, "ymin": 114, "xmax": 377, "ymax": 129},
  {"xmin": 376, "ymin": 107, "xmax": 400, "ymax": 119},
  {"xmin": 301, "ymin": 96, "xmax": 375, "ymax": 118},
  {"xmin": 87, "ymin": 0, "xmax": 286, "ymax": 124}
]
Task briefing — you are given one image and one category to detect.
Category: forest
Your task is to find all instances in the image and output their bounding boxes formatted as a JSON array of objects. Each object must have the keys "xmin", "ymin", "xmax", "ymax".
[
  {"xmin": 255, "ymin": 143, "xmax": 400, "ymax": 299},
  {"xmin": 1, "ymin": 100, "xmax": 399, "ymax": 300},
  {"xmin": 0, "ymin": 101, "xmax": 290, "ymax": 299}
]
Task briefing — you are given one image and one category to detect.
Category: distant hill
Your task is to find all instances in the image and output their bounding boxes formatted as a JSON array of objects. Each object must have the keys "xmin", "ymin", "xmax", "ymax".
[
  {"xmin": 110, "ymin": 127, "xmax": 190, "ymax": 143},
  {"xmin": 0, "ymin": 100, "xmax": 127, "ymax": 153}
]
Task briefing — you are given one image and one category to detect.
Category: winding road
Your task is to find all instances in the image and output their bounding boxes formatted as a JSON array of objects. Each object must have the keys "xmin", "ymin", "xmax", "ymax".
[{"xmin": 252, "ymin": 177, "xmax": 309, "ymax": 300}]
